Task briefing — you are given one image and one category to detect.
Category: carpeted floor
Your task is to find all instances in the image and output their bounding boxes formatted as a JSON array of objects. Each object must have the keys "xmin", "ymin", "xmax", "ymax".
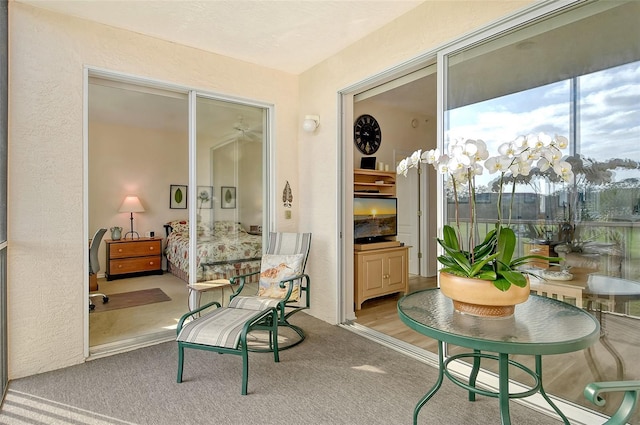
[
  {"xmin": 2, "ymin": 313, "xmax": 564, "ymax": 425},
  {"xmin": 91, "ymin": 288, "xmax": 171, "ymax": 313}
]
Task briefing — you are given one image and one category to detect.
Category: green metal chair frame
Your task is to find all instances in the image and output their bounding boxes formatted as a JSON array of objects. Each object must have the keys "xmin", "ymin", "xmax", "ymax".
[
  {"xmin": 176, "ymin": 301, "xmax": 279, "ymax": 395},
  {"xmin": 228, "ymin": 232, "xmax": 312, "ymax": 351},
  {"xmin": 584, "ymin": 380, "xmax": 640, "ymax": 425}
]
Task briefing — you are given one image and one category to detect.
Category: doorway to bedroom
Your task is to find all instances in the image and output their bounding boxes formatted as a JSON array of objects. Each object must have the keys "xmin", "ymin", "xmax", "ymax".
[{"xmin": 87, "ymin": 72, "xmax": 270, "ymax": 356}]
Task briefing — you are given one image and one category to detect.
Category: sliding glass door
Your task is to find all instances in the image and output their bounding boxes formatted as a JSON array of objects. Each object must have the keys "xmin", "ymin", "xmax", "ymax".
[
  {"xmin": 188, "ymin": 95, "xmax": 267, "ymax": 307},
  {"xmin": 440, "ymin": 0, "xmax": 640, "ymax": 418},
  {"xmin": 87, "ymin": 72, "xmax": 271, "ymax": 352}
]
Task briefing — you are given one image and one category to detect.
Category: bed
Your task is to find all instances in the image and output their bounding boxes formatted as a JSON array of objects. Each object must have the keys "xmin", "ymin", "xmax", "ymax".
[{"xmin": 164, "ymin": 220, "xmax": 262, "ymax": 283}]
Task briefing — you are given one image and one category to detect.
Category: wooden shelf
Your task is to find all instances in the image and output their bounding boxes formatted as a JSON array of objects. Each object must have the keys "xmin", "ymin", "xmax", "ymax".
[{"xmin": 354, "ymin": 168, "xmax": 396, "ymax": 197}]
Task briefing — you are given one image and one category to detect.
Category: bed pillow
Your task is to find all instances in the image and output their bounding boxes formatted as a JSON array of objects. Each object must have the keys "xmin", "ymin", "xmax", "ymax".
[
  {"xmin": 213, "ymin": 221, "xmax": 244, "ymax": 234},
  {"xmin": 257, "ymin": 253, "xmax": 305, "ymax": 301},
  {"xmin": 168, "ymin": 220, "xmax": 189, "ymax": 233}
]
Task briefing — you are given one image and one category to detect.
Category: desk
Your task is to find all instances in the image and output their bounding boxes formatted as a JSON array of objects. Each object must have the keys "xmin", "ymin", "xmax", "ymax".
[{"xmin": 398, "ymin": 289, "xmax": 600, "ymax": 425}]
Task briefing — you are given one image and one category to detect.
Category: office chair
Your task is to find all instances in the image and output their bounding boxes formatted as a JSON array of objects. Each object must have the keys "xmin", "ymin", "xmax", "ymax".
[{"xmin": 89, "ymin": 228, "xmax": 109, "ymax": 311}]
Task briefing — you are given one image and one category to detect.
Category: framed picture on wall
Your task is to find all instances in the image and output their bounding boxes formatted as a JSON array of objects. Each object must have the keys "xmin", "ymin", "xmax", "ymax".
[
  {"xmin": 221, "ymin": 186, "xmax": 236, "ymax": 209},
  {"xmin": 170, "ymin": 184, "xmax": 187, "ymax": 209},
  {"xmin": 197, "ymin": 186, "xmax": 213, "ymax": 209}
]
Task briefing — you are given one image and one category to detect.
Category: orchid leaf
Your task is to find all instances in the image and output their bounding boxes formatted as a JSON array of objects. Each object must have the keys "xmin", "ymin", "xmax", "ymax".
[
  {"xmin": 510, "ymin": 255, "xmax": 562, "ymax": 268},
  {"xmin": 475, "ymin": 270, "xmax": 497, "ymax": 280},
  {"xmin": 449, "ymin": 251, "xmax": 472, "ymax": 274},
  {"xmin": 496, "ymin": 227, "xmax": 516, "ymax": 269},
  {"xmin": 468, "ymin": 252, "xmax": 500, "ymax": 277},
  {"xmin": 437, "ymin": 255, "xmax": 459, "ymax": 269},
  {"xmin": 442, "ymin": 225, "xmax": 460, "ymax": 251},
  {"xmin": 501, "ymin": 270, "xmax": 528, "ymax": 288},
  {"xmin": 492, "ymin": 278, "xmax": 511, "ymax": 291}
]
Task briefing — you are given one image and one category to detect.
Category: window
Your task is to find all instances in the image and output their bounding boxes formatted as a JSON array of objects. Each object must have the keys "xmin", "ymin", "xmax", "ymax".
[{"xmin": 442, "ymin": 0, "xmax": 640, "ymax": 417}]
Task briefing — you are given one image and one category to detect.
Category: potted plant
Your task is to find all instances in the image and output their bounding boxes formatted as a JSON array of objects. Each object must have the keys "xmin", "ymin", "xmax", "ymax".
[{"xmin": 397, "ymin": 133, "xmax": 574, "ymax": 316}]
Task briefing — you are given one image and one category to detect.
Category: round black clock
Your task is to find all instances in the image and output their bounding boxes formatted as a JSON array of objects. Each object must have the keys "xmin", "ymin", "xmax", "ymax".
[{"xmin": 354, "ymin": 114, "xmax": 382, "ymax": 155}]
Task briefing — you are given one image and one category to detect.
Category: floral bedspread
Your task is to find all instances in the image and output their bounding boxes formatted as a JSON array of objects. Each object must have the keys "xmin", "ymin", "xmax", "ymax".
[{"xmin": 165, "ymin": 220, "xmax": 262, "ymax": 282}]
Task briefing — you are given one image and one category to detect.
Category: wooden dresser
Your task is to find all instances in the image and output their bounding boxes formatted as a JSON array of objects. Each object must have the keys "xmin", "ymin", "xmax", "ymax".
[{"xmin": 105, "ymin": 238, "xmax": 163, "ymax": 280}]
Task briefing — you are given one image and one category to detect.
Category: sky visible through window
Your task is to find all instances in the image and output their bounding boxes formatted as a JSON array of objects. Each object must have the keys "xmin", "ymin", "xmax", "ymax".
[{"xmin": 447, "ymin": 60, "xmax": 640, "ymax": 191}]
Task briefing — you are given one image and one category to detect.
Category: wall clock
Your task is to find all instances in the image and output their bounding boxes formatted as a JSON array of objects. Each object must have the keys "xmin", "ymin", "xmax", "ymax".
[{"xmin": 354, "ymin": 114, "xmax": 382, "ymax": 155}]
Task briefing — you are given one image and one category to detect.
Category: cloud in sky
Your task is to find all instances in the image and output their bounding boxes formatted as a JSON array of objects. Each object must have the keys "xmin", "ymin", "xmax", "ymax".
[{"xmin": 447, "ymin": 60, "xmax": 640, "ymax": 185}]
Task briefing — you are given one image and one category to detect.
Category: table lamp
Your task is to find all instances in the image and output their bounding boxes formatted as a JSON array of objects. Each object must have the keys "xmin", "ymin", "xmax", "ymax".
[{"xmin": 119, "ymin": 195, "xmax": 145, "ymax": 240}]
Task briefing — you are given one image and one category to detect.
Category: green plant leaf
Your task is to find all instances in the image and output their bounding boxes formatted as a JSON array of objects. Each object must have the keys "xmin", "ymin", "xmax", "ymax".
[
  {"xmin": 174, "ymin": 188, "xmax": 183, "ymax": 204},
  {"xmin": 468, "ymin": 252, "xmax": 500, "ymax": 277},
  {"xmin": 449, "ymin": 251, "xmax": 472, "ymax": 274},
  {"xmin": 442, "ymin": 225, "xmax": 459, "ymax": 251},
  {"xmin": 492, "ymin": 278, "xmax": 511, "ymax": 291},
  {"xmin": 501, "ymin": 270, "xmax": 528, "ymax": 288},
  {"xmin": 510, "ymin": 255, "xmax": 562, "ymax": 268},
  {"xmin": 437, "ymin": 255, "xmax": 459, "ymax": 268},
  {"xmin": 496, "ymin": 227, "xmax": 516, "ymax": 269},
  {"xmin": 475, "ymin": 270, "xmax": 497, "ymax": 280}
]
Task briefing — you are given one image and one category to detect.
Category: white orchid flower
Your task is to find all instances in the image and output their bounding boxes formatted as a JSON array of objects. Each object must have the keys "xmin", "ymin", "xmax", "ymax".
[
  {"xmin": 555, "ymin": 135, "xmax": 569, "ymax": 149},
  {"xmin": 409, "ymin": 150, "xmax": 422, "ymax": 168},
  {"xmin": 472, "ymin": 163, "xmax": 484, "ymax": 176},
  {"xmin": 437, "ymin": 155, "xmax": 452, "ymax": 174},
  {"xmin": 544, "ymin": 146, "xmax": 563, "ymax": 164},
  {"xmin": 396, "ymin": 158, "xmax": 409, "ymax": 176},
  {"xmin": 537, "ymin": 157, "xmax": 551, "ymax": 172},
  {"xmin": 452, "ymin": 169, "xmax": 469, "ymax": 185},
  {"xmin": 423, "ymin": 148, "xmax": 440, "ymax": 165},
  {"xmin": 510, "ymin": 158, "xmax": 532, "ymax": 177},
  {"xmin": 463, "ymin": 141, "xmax": 478, "ymax": 158},
  {"xmin": 485, "ymin": 155, "xmax": 512, "ymax": 174},
  {"xmin": 531, "ymin": 132, "xmax": 552, "ymax": 149},
  {"xmin": 473, "ymin": 140, "xmax": 489, "ymax": 162},
  {"xmin": 498, "ymin": 142, "xmax": 516, "ymax": 157},
  {"xmin": 513, "ymin": 135, "xmax": 528, "ymax": 150},
  {"xmin": 553, "ymin": 160, "xmax": 572, "ymax": 179}
]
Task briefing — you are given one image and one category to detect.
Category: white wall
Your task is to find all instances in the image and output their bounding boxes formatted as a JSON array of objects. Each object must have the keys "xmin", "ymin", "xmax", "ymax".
[
  {"xmin": 89, "ymin": 121, "xmax": 189, "ymax": 267},
  {"xmin": 8, "ymin": 3, "xmax": 299, "ymax": 379}
]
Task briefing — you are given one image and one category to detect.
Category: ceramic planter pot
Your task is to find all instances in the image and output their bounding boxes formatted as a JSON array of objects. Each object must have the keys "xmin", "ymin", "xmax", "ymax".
[{"xmin": 439, "ymin": 271, "xmax": 530, "ymax": 317}]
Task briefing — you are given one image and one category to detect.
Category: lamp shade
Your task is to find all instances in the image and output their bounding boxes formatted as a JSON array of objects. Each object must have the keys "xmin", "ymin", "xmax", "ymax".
[{"xmin": 118, "ymin": 195, "xmax": 145, "ymax": 213}]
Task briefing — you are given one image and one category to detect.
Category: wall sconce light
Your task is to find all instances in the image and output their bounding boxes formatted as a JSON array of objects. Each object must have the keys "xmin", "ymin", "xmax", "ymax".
[{"xmin": 302, "ymin": 115, "xmax": 320, "ymax": 133}]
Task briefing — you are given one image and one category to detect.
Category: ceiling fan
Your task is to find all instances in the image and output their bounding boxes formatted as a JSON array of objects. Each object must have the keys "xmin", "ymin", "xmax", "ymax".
[{"xmin": 230, "ymin": 115, "xmax": 261, "ymax": 142}]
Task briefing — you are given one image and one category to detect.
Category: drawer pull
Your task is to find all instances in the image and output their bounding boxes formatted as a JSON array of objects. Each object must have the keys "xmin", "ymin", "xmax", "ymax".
[
  {"xmin": 118, "ymin": 248, "xmax": 123, "ymax": 253},
  {"xmin": 149, "ymin": 247, "xmax": 155, "ymax": 251},
  {"xmin": 149, "ymin": 261, "xmax": 155, "ymax": 266}
]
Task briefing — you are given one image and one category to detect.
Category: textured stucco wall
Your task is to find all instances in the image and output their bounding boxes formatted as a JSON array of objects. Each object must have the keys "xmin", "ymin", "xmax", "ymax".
[{"xmin": 8, "ymin": 3, "xmax": 298, "ymax": 379}]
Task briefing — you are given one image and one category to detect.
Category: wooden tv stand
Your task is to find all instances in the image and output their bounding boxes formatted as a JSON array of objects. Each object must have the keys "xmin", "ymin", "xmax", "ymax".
[{"xmin": 354, "ymin": 243, "xmax": 409, "ymax": 310}]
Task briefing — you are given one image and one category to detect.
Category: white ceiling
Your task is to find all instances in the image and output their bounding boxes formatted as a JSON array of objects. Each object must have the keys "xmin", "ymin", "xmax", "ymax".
[
  {"xmin": 18, "ymin": 0, "xmax": 425, "ymax": 75},
  {"xmin": 20, "ymin": 0, "xmax": 427, "ymax": 138}
]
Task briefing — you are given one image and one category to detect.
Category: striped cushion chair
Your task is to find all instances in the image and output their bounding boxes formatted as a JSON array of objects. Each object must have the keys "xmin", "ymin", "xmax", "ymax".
[
  {"xmin": 228, "ymin": 232, "xmax": 312, "ymax": 351},
  {"xmin": 176, "ymin": 301, "xmax": 279, "ymax": 395}
]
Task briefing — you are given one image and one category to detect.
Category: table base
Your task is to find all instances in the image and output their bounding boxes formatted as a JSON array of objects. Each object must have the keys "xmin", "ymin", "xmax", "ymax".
[{"xmin": 414, "ymin": 341, "xmax": 571, "ymax": 425}]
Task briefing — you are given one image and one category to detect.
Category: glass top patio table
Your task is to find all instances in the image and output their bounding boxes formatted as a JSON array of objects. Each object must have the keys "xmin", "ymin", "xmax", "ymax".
[
  {"xmin": 398, "ymin": 289, "xmax": 600, "ymax": 355},
  {"xmin": 397, "ymin": 289, "xmax": 600, "ymax": 425}
]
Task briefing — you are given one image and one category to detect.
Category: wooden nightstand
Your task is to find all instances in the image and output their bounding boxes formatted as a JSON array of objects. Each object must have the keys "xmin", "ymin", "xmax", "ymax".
[{"xmin": 105, "ymin": 237, "xmax": 163, "ymax": 281}]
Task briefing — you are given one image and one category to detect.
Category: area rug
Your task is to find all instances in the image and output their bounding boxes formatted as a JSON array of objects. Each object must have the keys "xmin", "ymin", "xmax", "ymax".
[{"xmin": 91, "ymin": 288, "xmax": 171, "ymax": 312}]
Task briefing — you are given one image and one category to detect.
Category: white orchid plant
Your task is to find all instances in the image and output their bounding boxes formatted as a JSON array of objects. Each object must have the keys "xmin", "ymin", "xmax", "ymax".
[{"xmin": 398, "ymin": 133, "xmax": 574, "ymax": 291}]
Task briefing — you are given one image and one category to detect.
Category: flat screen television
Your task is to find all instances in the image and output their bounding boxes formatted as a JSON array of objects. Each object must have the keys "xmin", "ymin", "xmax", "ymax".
[{"xmin": 354, "ymin": 197, "xmax": 398, "ymax": 242}]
